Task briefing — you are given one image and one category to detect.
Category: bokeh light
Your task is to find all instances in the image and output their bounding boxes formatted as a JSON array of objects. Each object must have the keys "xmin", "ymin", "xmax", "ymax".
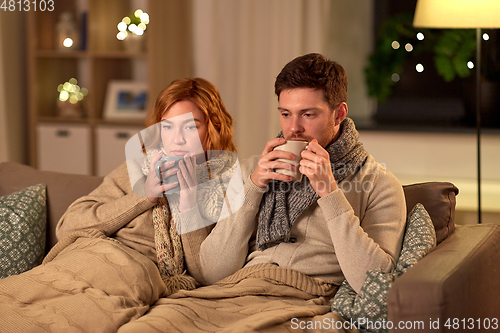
[
  {"xmin": 58, "ymin": 78, "xmax": 88, "ymax": 104},
  {"xmin": 117, "ymin": 9, "xmax": 150, "ymax": 40}
]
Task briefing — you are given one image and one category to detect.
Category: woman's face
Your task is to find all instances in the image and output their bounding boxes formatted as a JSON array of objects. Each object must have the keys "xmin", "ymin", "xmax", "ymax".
[{"xmin": 160, "ymin": 100, "xmax": 208, "ymax": 156}]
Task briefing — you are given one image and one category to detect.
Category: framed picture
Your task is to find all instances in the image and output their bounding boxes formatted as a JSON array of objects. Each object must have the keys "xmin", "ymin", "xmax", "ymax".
[{"xmin": 103, "ymin": 80, "xmax": 148, "ymax": 120}]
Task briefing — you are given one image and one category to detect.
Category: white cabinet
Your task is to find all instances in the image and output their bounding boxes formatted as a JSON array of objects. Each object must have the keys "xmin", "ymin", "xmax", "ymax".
[
  {"xmin": 37, "ymin": 124, "xmax": 91, "ymax": 175},
  {"xmin": 95, "ymin": 125, "xmax": 143, "ymax": 177}
]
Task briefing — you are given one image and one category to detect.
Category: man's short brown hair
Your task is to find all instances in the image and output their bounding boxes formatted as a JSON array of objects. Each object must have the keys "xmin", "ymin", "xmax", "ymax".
[{"xmin": 274, "ymin": 53, "xmax": 348, "ymax": 111}]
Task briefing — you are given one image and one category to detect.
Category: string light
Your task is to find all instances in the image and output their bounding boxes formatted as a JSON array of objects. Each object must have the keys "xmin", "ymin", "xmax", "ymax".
[
  {"xmin": 57, "ymin": 78, "xmax": 88, "ymax": 104},
  {"xmin": 116, "ymin": 9, "xmax": 150, "ymax": 40},
  {"xmin": 63, "ymin": 38, "xmax": 73, "ymax": 48}
]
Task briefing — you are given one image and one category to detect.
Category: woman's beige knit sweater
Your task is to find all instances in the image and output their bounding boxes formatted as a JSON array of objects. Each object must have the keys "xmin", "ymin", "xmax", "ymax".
[{"xmin": 56, "ymin": 162, "xmax": 158, "ymax": 263}]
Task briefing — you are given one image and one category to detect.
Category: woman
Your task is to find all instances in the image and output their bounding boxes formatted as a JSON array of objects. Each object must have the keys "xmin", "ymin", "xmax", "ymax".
[
  {"xmin": 135, "ymin": 77, "xmax": 240, "ymax": 289},
  {"xmin": 56, "ymin": 78, "xmax": 236, "ymax": 288},
  {"xmin": 141, "ymin": 78, "xmax": 237, "ymax": 208},
  {"xmin": 0, "ymin": 78, "xmax": 238, "ymax": 332}
]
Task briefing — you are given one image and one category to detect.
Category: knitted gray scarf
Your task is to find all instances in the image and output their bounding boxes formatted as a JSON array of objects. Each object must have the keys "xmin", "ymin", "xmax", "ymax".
[{"xmin": 256, "ymin": 117, "xmax": 368, "ymax": 250}]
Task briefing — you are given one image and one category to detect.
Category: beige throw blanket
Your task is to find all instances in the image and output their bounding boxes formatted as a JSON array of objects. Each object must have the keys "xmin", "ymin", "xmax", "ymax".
[
  {"xmin": 1, "ymin": 232, "xmax": 357, "ymax": 332},
  {"xmin": 0, "ymin": 229, "xmax": 165, "ymax": 332},
  {"xmin": 118, "ymin": 263, "xmax": 358, "ymax": 333}
]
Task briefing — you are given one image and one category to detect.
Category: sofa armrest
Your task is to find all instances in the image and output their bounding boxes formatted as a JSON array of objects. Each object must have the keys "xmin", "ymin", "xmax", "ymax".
[{"xmin": 387, "ymin": 224, "xmax": 500, "ymax": 332}]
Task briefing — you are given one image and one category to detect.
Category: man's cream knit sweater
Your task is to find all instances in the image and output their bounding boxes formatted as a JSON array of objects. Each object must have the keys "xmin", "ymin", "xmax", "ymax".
[{"xmin": 192, "ymin": 154, "xmax": 406, "ymax": 293}]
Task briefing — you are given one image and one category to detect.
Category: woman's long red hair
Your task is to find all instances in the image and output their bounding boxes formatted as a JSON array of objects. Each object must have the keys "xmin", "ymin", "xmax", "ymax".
[{"xmin": 145, "ymin": 78, "xmax": 237, "ymax": 153}]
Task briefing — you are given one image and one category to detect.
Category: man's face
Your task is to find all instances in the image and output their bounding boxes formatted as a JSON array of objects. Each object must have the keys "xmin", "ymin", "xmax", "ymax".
[{"xmin": 278, "ymin": 88, "xmax": 342, "ymax": 147}]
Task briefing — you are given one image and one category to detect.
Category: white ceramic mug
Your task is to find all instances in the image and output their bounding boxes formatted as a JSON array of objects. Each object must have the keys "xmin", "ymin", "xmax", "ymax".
[{"xmin": 273, "ymin": 140, "xmax": 309, "ymax": 181}]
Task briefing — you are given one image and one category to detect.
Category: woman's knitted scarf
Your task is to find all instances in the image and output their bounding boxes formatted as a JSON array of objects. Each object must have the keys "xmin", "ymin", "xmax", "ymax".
[
  {"xmin": 142, "ymin": 148, "xmax": 237, "ymax": 296},
  {"xmin": 256, "ymin": 118, "xmax": 368, "ymax": 251}
]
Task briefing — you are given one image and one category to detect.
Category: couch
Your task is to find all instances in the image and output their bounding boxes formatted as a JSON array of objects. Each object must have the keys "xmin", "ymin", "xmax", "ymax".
[{"xmin": 1, "ymin": 161, "xmax": 499, "ymax": 332}]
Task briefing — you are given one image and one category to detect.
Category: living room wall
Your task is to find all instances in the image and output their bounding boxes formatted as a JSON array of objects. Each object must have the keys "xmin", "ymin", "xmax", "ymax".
[
  {"xmin": 191, "ymin": 0, "xmax": 374, "ymax": 159},
  {"xmin": 0, "ymin": 0, "xmax": 374, "ymax": 163},
  {"xmin": 0, "ymin": 10, "xmax": 27, "ymax": 164}
]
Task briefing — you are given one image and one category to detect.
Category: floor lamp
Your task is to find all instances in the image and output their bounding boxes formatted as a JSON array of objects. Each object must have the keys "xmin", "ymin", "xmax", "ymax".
[{"xmin": 413, "ymin": 0, "xmax": 500, "ymax": 224}]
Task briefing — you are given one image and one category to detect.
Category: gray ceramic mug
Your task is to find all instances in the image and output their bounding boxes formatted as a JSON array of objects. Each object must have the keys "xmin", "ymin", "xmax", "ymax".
[{"xmin": 154, "ymin": 155, "xmax": 184, "ymax": 194}]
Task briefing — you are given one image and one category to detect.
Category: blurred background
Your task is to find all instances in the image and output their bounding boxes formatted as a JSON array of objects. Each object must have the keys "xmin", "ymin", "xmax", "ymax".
[{"xmin": 0, "ymin": 0, "xmax": 499, "ymax": 224}]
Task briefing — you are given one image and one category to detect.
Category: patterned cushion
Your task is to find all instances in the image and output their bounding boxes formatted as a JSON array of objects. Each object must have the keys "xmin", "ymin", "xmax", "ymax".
[
  {"xmin": 0, "ymin": 184, "xmax": 47, "ymax": 278},
  {"xmin": 331, "ymin": 203, "xmax": 436, "ymax": 333}
]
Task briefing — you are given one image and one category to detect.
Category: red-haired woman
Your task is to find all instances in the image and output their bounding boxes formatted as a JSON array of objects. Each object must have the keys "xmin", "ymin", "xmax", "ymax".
[
  {"xmin": 56, "ymin": 77, "xmax": 238, "ymax": 293},
  {"xmin": 0, "ymin": 78, "xmax": 240, "ymax": 331}
]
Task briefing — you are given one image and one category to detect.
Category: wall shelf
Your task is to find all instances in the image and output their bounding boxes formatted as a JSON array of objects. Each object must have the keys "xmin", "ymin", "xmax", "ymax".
[
  {"xmin": 89, "ymin": 51, "xmax": 148, "ymax": 59},
  {"xmin": 35, "ymin": 50, "xmax": 88, "ymax": 58},
  {"xmin": 27, "ymin": 0, "xmax": 193, "ymax": 176}
]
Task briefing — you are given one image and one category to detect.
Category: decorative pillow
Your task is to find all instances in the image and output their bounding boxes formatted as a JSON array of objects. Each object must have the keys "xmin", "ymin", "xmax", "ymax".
[
  {"xmin": 403, "ymin": 182, "xmax": 458, "ymax": 245},
  {"xmin": 331, "ymin": 203, "xmax": 436, "ymax": 333},
  {"xmin": 0, "ymin": 184, "xmax": 47, "ymax": 278}
]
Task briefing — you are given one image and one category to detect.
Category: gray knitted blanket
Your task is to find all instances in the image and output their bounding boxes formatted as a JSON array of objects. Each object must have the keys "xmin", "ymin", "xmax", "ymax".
[{"xmin": 256, "ymin": 117, "xmax": 368, "ymax": 250}]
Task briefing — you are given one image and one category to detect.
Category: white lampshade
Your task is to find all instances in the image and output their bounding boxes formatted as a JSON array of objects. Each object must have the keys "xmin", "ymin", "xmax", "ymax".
[{"xmin": 413, "ymin": 0, "xmax": 500, "ymax": 28}]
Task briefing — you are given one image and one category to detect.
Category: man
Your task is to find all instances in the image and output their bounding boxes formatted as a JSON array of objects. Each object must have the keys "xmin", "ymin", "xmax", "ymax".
[
  {"xmin": 195, "ymin": 53, "xmax": 406, "ymax": 293},
  {"xmin": 118, "ymin": 53, "xmax": 407, "ymax": 332}
]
